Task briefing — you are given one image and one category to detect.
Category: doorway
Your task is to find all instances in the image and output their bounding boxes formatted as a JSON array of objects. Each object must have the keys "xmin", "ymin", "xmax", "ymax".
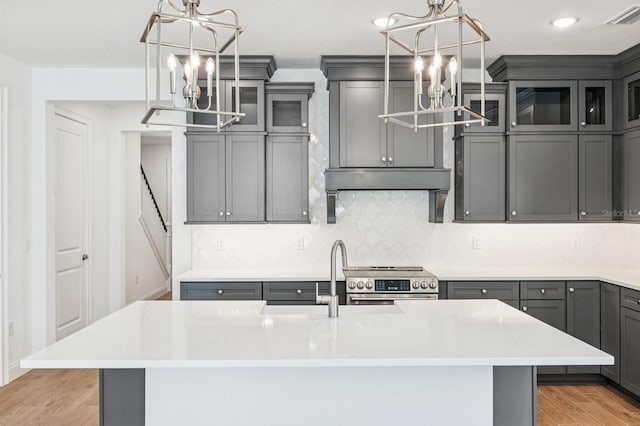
[{"xmin": 53, "ymin": 110, "xmax": 90, "ymax": 340}]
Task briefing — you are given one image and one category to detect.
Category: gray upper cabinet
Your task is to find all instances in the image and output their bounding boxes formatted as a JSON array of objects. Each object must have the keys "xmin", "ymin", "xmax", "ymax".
[
  {"xmin": 387, "ymin": 81, "xmax": 435, "ymax": 167},
  {"xmin": 579, "ymin": 134, "xmax": 612, "ymax": 221},
  {"xmin": 338, "ymin": 81, "xmax": 434, "ymax": 168},
  {"xmin": 186, "ymin": 133, "xmax": 265, "ymax": 223},
  {"xmin": 266, "ymin": 135, "xmax": 309, "ymax": 223},
  {"xmin": 226, "ymin": 80, "xmax": 265, "ymax": 132},
  {"xmin": 462, "ymin": 91, "xmax": 506, "ymax": 133},
  {"xmin": 508, "ymin": 80, "xmax": 578, "ymax": 132},
  {"xmin": 455, "ymin": 135, "xmax": 506, "ymax": 221},
  {"xmin": 187, "ymin": 134, "xmax": 226, "ymax": 222},
  {"xmin": 339, "ymin": 81, "xmax": 387, "ymax": 167},
  {"xmin": 625, "ymin": 128, "xmax": 640, "ymax": 221},
  {"xmin": 578, "ymin": 80, "xmax": 612, "ymax": 132},
  {"xmin": 267, "ymin": 93, "xmax": 309, "ymax": 133},
  {"xmin": 508, "ymin": 134, "xmax": 578, "ymax": 221},
  {"xmin": 601, "ymin": 282, "xmax": 620, "ymax": 383},
  {"xmin": 225, "ymin": 135, "xmax": 265, "ymax": 222},
  {"xmin": 190, "ymin": 81, "xmax": 226, "ymax": 128},
  {"xmin": 566, "ymin": 281, "xmax": 601, "ymax": 374},
  {"xmin": 624, "ymin": 70, "xmax": 640, "ymax": 130}
]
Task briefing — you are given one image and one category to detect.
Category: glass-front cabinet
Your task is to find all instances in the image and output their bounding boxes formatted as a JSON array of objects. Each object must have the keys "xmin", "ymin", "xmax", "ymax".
[
  {"xmin": 625, "ymin": 71, "xmax": 640, "ymax": 130},
  {"xmin": 226, "ymin": 80, "xmax": 265, "ymax": 132},
  {"xmin": 579, "ymin": 80, "xmax": 612, "ymax": 132},
  {"xmin": 267, "ymin": 93, "xmax": 309, "ymax": 133},
  {"xmin": 463, "ymin": 93, "xmax": 505, "ymax": 133},
  {"xmin": 508, "ymin": 80, "xmax": 578, "ymax": 132}
]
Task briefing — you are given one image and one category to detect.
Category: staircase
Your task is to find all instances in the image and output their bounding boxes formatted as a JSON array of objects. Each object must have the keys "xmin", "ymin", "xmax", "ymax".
[{"xmin": 140, "ymin": 165, "xmax": 171, "ymax": 280}]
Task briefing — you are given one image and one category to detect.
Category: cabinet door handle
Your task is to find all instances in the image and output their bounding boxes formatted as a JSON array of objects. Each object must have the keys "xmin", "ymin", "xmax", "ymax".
[
  {"xmin": 226, "ymin": 212, "xmax": 231, "ymax": 216},
  {"xmin": 569, "ymin": 287, "xmax": 575, "ymax": 293},
  {"xmin": 381, "ymin": 157, "xmax": 387, "ymax": 163},
  {"xmin": 511, "ymin": 121, "xmax": 517, "ymax": 127},
  {"xmin": 580, "ymin": 121, "xmax": 587, "ymax": 127},
  {"xmin": 217, "ymin": 289, "xmax": 224, "ymax": 295},
  {"xmin": 540, "ymin": 288, "xmax": 545, "ymax": 294},
  {"xmin": 302, "ymin": 122, "xmax": 308, "ymax": 128},
  {"xmin": 522, "ymin": 306, "xmax": 528, "ymax": 312},
  {"xmin": 481, "ymin": 289, "xmax": 488, "ymax": 295},
  {"xmin": 219, "ymin": 211, "xmax": 224, "ymax": 217},
  {"xmin": 511, "ymin": 211, "xmax": 517, "ymax": 216},
  {"xmin": 388, "ymin": 157, "xmax": 393, "ymax": 163},
  {"xmin": 580, "ymin": 211, "xmax": 587, "ymax": 216},
  {"xmin": 302, "ymin": 211, "xmax": 307, "ymax": 216},
  {"xmin": 296, "ymin": 289, "xmax": 303, "ymax": 295},
  {"xmin": 465, "ymin": 210, "xmax": 470, "ymax": 216}
]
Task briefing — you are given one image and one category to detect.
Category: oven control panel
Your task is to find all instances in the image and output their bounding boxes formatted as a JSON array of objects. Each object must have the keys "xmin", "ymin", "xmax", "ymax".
[{"xmin": 346, "ymin": 278, "xmax": 438, "ymax": 293}]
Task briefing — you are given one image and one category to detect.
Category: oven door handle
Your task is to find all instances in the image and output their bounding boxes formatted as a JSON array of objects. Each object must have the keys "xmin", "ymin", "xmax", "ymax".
[{"xmin": 348, "ymin": 295, "xmax": 437, "ymax": 302}]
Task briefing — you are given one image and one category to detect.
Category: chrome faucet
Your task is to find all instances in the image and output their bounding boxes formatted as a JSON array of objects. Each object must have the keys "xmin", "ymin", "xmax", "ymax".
[{"xmin": 316, "ymin": 240, "xmax": 348, "ymax": 318}]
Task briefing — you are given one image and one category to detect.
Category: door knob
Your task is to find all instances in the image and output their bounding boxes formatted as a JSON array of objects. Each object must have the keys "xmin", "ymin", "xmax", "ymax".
[{"xmin": 81, "ymin": 254, "xmax": 89, "ymax": 261}]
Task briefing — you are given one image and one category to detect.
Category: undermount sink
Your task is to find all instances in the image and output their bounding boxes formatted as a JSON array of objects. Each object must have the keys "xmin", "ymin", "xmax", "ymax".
[{"xmin": 260, "ymin": 304, "xmax": 402, "ymax": 317}]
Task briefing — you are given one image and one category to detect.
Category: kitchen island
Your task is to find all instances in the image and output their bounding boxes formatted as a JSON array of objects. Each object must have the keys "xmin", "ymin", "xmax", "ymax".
[{"xmin": 22, "ymin": 299, "xmax": 612, "ymax": 426}]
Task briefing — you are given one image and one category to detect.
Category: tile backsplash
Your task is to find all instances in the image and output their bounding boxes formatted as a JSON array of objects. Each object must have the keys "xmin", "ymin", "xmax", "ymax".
[{"xmin": 189, "ymin": 69, "xmax": 638, "ymax": 275}]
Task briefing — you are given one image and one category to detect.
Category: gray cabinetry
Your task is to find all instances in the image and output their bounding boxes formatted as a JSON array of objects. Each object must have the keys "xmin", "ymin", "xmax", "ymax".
[
  {"xmin": 520, "ymin": 281, "xmax": 565, "ymax": 300},
  {"xmin": 578, "ymin": 80, "xmax": 612, "ymax": 132},
  {"xmin": 266, "ymin": 135, "xmax": 309, "ymax": 222},
  {"xmin": 267, "ymin": 93, "xmax": 308, "ymax": 133},
  {"xmin": 601, "ymin": 282, "xmax": 620, "ymax": 383},
  {"xmin": 455, "ymin": 135, "xmax": 506, "ymax": 221},
  {"xmin": 621, "ymin": 300, "xmax": 640, "ymax": 395},
  {"xmin": 566, "ymin": 281, "xmax": 601, "ymax": 374},
  {"xmin": 624, "ymin": 128, "xmax": 640, "ymax": 221},
  {"xmin": 508, "ymin": 134, "xmax": 578, "ymax": 221},
  {"xmin": 447, "ymin": 281, "xmax": 519, "ymax": 302},
  {"xmin": 226, "ymin": 80, "xmax": 265, "ymax": 132},
  {"xmin": 579, "ymin": 134, "xmax": 612, "ymax": 221},
  {"xmin": 624, "ymin": 70, "xmax": 640, "ymax": 130},
  {"xmin": 338, "ymin": 81, "xmax": 434, "ymax": 168},
  {"xmin": 263, "ymin": 282, "xmax": 346, "ymax": 305},
  {"xmin": 180, "ymin": 282, "xmax": 263, "ymax": 300},
  {"xmin": 186, "ymin": 134, "xmax": 265, "ymax": 223},
  {"xmin": 508, "ymin": 80, "xmax": 578, "ymax": 132}
]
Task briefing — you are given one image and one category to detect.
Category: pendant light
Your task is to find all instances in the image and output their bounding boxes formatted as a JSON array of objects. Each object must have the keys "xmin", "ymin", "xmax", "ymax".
[
  {"xmin": 140, "ymin": 0, "xmax": 244, "ymax": 131},
  {"xmin": 379, "ymin": 0, "xmax": 490, "ymax": 130}
]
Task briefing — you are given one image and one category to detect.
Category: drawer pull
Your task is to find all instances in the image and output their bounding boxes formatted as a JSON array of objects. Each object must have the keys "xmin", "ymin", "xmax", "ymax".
[
  {"xmin": 540, "ymin": 288, "xmax": 545, "ymax": 294},
  {"xmin": 217, "ymin": 289, "xmax": 224, "ymax": 295},
  {"xmin": 568, "ymin": 287, "xmax": 575, "ymax": 293},
  {"xmin": 296, "ymin": 289, "xmax": 303, "ymax": 295},
  {"xmin": 481, "ymin": 289, "xmax": 488, "ymax": 295},
  {"xmin": 522, "ymin": 306, "xmax": 528, "ymax": 312}
]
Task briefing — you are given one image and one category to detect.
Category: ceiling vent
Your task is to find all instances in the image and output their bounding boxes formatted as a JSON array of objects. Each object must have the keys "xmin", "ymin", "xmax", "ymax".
[{"xmin": 606, "ymin": 5, "xmax": 640, "ymax": 24}]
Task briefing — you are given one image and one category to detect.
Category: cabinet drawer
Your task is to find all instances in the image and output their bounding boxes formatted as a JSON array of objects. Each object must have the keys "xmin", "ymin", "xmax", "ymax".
[
  {"xmin": 621, "ymin": 287, "xmax": 640, "ymax": 313},
  {"xmin": 263, "ymin": 282, "xmax": 329, "ymax": 302},
  {"xmin": 180, "ymin": 282, "xmax": 262, "ymax": 300},
  {"xmin": 447, "ymin": 281, "xmax": 519, "ymax": 300},
  {"xmin": 520, "ymin": 281, "xmax": 565, "ymax": 300}
]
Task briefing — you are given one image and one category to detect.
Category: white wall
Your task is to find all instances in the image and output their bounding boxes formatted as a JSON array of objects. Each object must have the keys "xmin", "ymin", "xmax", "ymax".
[
  {"xmin": 0, "ymin": 52, "xmax": 32, "ymax": 382},
  {"xmin": 141, "ymin": 137, "xmax": 172, "ymax": 222},
  {"xmin": 177, "ymin": 69, "xmax": 640, "ymax": 279}
]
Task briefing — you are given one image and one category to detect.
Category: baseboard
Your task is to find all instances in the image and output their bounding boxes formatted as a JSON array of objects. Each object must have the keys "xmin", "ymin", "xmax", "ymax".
[
  {"xmin": 9, "ymin": 361, "xmax": 28, "ymax": 382},
  {"xmin": 142, "ymin": 286, "xmax": 169, "ymax": 301},
  {"xmin": 537, "ymin": 374, "xmax": 605, "ymax": 384},
  {"xmin": 604, "ymin": 379, "xmax": 640, "ymax": 403}
]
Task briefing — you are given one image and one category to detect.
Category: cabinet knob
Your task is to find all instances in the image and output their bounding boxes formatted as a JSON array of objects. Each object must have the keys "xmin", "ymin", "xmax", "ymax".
[
  {"xmin": 522, "ymin": 306, "xmax": 528, "ymax": 312},
  {"xmin": 381, "ymin": 157, "xmax": 387, "ymax": 163},
  {"xmin": 388, "ymin": 157, "xmax": 393, "ymax": 163},
  {"xmin": 540, "ymin": 288, "xmax": 545, "ymax": 294},
  {"xmin": 302, "ymin": 122, "xmax": 308, "ymax": 128},
  {"xmin": 226, "ymin": 212, "xmax": 231, "ymax": 216},
  {"xmin": 219, "ymin": 211, "xmax": 224, "ymax": 217},
  {"xmin": 465, "ymin": 123, "xmax": 470, "ymax": 127},
  {"xmin": 296, "ymin": 289, "xmax": 303, "ymax": 295},
  {"xmin": 82, "ymin": 254, "xmax": 89, "ymax": 261},
  {"xmin": 217, "ymin": 289, "xmax": 224, "ymax": 295},
  {"xmin": 481, "ymin": 289, "xmax": 488, "ymax": 295},
  {"xmin": 302, "ymin": 211, "xmax": 307, "ymax": 216},
  {"xmin": 569, "ymin": 287, "xmax": 575, "ymax": 293},
  {"xmin": 580, "ymin": 211, "xmax": 587, "ymax": 216},
  {"xmin": 511, "ymin": 121, "xmax": 517, "ymax": 127},
  {"xmin": 511, "ymin": 211, "xmax": 517, "ymax": 216},
  {"xmin": 580, "ymin": 121, "xmax": 587, "ymax": 127},
  {"xmin": 465, "ymin": 210, "xmax": 470, "ymax": 216}
]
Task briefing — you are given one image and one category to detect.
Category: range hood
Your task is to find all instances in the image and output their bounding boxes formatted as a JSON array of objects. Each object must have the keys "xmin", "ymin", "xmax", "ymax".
[{"xmin": 324, "ymin": 168, "xmax": 450, "ymax": 224}]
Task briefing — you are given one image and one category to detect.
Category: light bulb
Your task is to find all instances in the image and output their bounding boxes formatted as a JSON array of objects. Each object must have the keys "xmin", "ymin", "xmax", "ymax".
[
  {"xmin": 415, "ymin": 57, "xmax": 424, "ymax": 74},
  {"xmin": 206, "ymin": 58, "xmax": 215, "ymax": 75},
  {"xmin": 448, "ymin": 57, "xmax": 458, "ymax": 74},
  {"xmin": 433, "ymin": 52, "xmax": 442, "ymax": 68},
  {"xmin": 190, "ymin": 51, "xmax": 200, "ymax": 68},
  {"xmin": 429, "ymin": 64, "xmax": 437, "ymax": 79},
  {"xmin": 184, "ymin": 62, "xmax": 192, "ymax": 83},
  {"xmin": 167, "ymin": 54, "xmax": 177, "ymax": 72}
]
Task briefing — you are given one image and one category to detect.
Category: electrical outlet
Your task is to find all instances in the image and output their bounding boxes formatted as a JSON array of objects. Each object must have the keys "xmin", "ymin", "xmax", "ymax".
[
  {"xmin": 472, "ymin": 236, "xmax": 482, "ymax": 250},
  {"xmin": 8, "ymin": 321, "xmax": 14, "ymax": 336},
  {"xmin": 296, "ymin": 237, "xmax": 305, "ymax": 250},
  {"xmin": 572, "ymin": 238, "xmax": 580, "ymax": 251},
  {"xmin": 217, "ymin": 239, "xmax": 225, "ymax": 250},
  {"xmin": 135, "ymin": 275, "xmax": 140, "ymax": 285}
]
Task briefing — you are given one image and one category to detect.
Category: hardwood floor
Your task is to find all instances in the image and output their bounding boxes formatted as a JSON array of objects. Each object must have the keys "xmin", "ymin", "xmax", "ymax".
[{"xmin": 2, "ymin": 292, "xmax": 639, "ymax": 425}]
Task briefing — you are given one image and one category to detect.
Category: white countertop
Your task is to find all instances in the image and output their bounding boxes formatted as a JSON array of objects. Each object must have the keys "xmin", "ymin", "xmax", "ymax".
[
  {"xmin": 176, "ymin": 268, "xmax": 640, "ymax": 292},
  {"xmin": 21, "ymin": 299, "xmax": 612, "ymax": 369}
]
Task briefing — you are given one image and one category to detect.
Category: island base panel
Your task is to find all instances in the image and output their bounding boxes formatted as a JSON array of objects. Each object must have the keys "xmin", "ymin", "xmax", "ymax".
[
  {"xmin": 146, "ymin": 366, "xmax": 493, "ymax": 426},
  {"xmin": 99, "ymin": 369, "xmax": 145, "ymax": 426},
  {"xmin": 494, "ymin": 366, "xmax": 537, "ymax": 426}
]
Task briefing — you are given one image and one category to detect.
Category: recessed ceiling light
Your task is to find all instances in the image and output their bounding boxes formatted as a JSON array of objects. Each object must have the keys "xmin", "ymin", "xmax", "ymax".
[
  {"xmin": 552, "ymin": 17, "xmax": 578, "ymax": 28},
  {"xmin": 373, "ymin": 17, "xmax": 397, "ymax": 28}
]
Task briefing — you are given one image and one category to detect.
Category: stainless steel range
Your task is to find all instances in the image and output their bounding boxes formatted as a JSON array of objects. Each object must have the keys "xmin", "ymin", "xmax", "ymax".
[{"xmin": 343, "ymin": 266, "xmax": 439, "ymax": 305}]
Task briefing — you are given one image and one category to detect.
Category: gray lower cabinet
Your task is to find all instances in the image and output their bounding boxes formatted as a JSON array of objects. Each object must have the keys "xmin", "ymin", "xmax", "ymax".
[
  {"xmin": 338, "ymin": 81, "xmax": 434, "ymax": 168},
  {"xmin": 625, "ymin": 128, "xmax": 640, "ymax": 222},
  {"xmin": 263, "ymin": 281, "xmax": 346, "ymax": 305},
  {"xmin": 621, "ymin": 306, "xmax": 640, "ymax": 395},
  {"xmin": 579, "ymin": 135, "xmax": 612, "ymax": 221},
  {"xmin": 566, "ymin": 281, "xmax": 600, "ymax": 374},
  {"xmin": 266, "ymin": 135, "xmax": 309, "ymax": 222},
  {"xmin": 601, "ymin": 282, "xmax": 620, "ymax": 382},
  {"xmin": 508, "ymin": 134, "xmax": 578, "ymax": 221},
  {"xmin": 447, "ymin": 281, "xmax": 519, "ymax": 302},
  {"xmin": 455, "ymin": 135, "xmax": 506, "ymax": 221},
  {"xmin": 180, "ymin": 282, "xmax": 262, "ymax": 300},
  {"xmin": 187, "ymin": 134, "xmax": 265, "ymax": 223}
]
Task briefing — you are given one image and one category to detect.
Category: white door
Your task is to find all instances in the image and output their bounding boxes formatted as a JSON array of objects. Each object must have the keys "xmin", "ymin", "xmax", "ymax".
[{"xmin": 54, "ymin": 112, "xmax": 89, "ymax": 340}]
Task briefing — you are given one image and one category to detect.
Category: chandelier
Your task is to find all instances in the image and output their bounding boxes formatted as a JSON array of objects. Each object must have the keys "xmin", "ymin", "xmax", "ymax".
[
  {"xmin": 379, "ymin": 0, "xmax": 490, "ymax": 129},
  {"xmin": 140, "ymin": 0, "xmax": 244, "ymax": 130}
]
